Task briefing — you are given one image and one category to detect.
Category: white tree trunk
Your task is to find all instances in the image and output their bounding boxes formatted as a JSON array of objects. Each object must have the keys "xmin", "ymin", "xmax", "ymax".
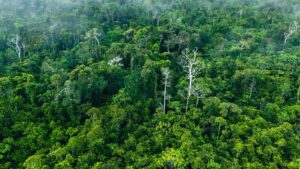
[
  {"xmin": 249, "ymin": 79, "xmax": 255, "ymax": 99},
  {"xmin": 284, "ymin": 22, "xmax": 299, "ymax": 45},
  {"xmin": 186, "ymin": 66, "xmax": 193, "ymax": 113},
  {"xmin": 180, "ymin": 48, "xmax": 205, "ymax": 113},
  {"xmin": 163, "ymin": 78, "xmax": 167, "ymax": 114},
  {"xmin": 161, "ymin": 68, "xmax": 171, "ymax": 114},
  {"xmin": 217, "ymin": 124, "xmax": 221, "ymax": 142},
  {"xmin": 7, "ymin": 34, "xmax": 24, "ymax": 61},
  {"xmin": 196, "ymin": 95, "xmax": 200, "ymax": 108}
]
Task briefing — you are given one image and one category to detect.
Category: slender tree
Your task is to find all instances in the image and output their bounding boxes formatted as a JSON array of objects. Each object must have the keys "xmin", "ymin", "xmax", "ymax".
[
  {"xmin": 161, "ymin": 67, "xmax": 172, "ymax": 114},
  {"xmin": 284, "ymin": 22, "xmax": 299, "ymax": 45},
  {"xmin": 192, "ymin": 80, "xmax": 211, "ymax": 108},
  {"xmin": 249, "ymin": 78, "xmax": 256, "ymax": 99},
  {"xmin": 180, "ymin": 48, "xmax": 205, "ymax": 113},
  {"xmin": 85, "ymin": 28, "xmax": 104, "ymax": 45},
  {"xmin": 214, "ymin": 117, "xmax": 227, "ymax": 142},
  {"xmin": 7, "ymin": 34, "xmax": 25, "ymax": 61}
]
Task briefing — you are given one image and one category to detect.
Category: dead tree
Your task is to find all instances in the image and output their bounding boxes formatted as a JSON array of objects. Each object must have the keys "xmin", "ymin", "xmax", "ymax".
[
  {"xmin": 249, "ymin": 78, "xmax": 256, "ymax": 99},
  {"xmin": 161, "ymin": 67, "xmax": 172, "ymax": 114},
  {"xmin": 180, "ymin": 48, "xmax": 205, "ymax": 113},
  {"xmin": 192, "ymin": 81, "xmax": 211, "ymax": 107},
  {"xmin": 85, "ymin": 28, "xmax": 104, "ymax": 45},
  {"xmin": 7, "ymin": 34, "xmax": 25, "ymax": 61},
  {"xmin": 284, "ymin": 22, "xmax": 299, "ymax": 45}
]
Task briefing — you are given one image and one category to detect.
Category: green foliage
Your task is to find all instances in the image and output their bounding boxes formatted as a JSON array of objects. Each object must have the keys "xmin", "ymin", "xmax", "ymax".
[{"xmin": 0, "ymin": 0, "xmax": 299, "ymax": 168}]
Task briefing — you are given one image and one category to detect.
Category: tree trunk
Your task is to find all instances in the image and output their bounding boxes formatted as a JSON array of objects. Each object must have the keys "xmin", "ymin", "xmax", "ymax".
[
  {"xmin": 249, "ymin": 79, "xmax": 255, "ymax": 99},
  {"xmin": 196, "ymin": 96, "xmax": 199, "ymax": 108},
  {"xmin": 163, "ymin": 80, "xmax": 167, "ymax": 114},
  {"xmin": 156, "ymin": 16, "xmax": 161, "ymax": 26},
  {"xmin": 168, "ymin": 161, "xmax": 173, "ymax": 169},
  {"xmin": 217, "ymin": 124, "xmax": 221, "ymax": 142},
  {"xmin": 16, "ymin": 45, "xmax": 22, "ymax": 61},
  {"xmin": 167, "ymin": 43, "xmax": 170, "ymax": 53},
  {"xmin": 185, "ymin": 96, "xmax": 190, "ymax": 113},
  {"xmin": 186, "ymin": 66, "xmax": 193, "ymax": 113}
]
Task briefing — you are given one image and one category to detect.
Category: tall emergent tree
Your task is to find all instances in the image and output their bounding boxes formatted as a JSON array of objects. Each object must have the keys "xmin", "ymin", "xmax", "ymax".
[
  {"xmin": 161, "ymin": 67, "xmax": 171, "ymax": 114},
  {"xmin": 284, "ymin": 21, "xmax": 299, "ymax": 45},
  {"xmin": 180, "ymin": 48, "xmax": 205, "ymax": 112},
  {"xmin": 7, "ymin": 34, "xmax": 25, "ymax": 61}
]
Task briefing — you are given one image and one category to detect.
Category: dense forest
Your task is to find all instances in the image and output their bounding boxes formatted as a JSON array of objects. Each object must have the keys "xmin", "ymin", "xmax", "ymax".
[{"xmin": 0, "ymin": 0, "xmax": 299, "ymax": 168}]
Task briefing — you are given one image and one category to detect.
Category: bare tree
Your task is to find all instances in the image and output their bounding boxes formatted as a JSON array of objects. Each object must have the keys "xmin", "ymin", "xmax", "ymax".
[
  {"xmin": 284, "ymin": 22, "xmax": 299, "ymax": 45},
  {"xmin": 85, "ymin": 28, "xmax": 104, "ymax": 45},
  {"xmin": 55, "ymin": 80, "xmax": 72, "ymax": 102},
  {"xmin": 249, "ymin": 78, "xmax": 256, "ymax": 99},
  {"xmin": 180, "ymin": 48, "xmax": 205, "ymax": 113},
  {"xmin": 161, "ymin": 67, "xmax": 172, "ymax": 114},
  {"xmin": 238, "ymin": 8, "xmax": 243, "ymax": 19},
  {"xmin": 192, "ymin": 81, "xmax": 211, "ymax": 107},
  {"xmin": 7, "ymin": 34, "xmax": 25, "ymax": 61},
  {"xmin": 108, "ymin": 56, "xmax": 123, "ymax": 67}
]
